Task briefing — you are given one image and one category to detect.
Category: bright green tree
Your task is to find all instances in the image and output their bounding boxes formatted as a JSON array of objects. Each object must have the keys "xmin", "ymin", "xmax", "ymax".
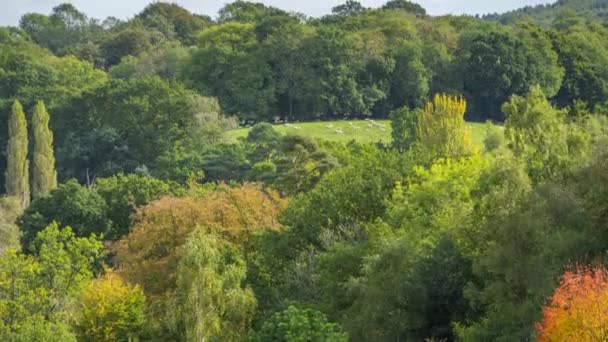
[
  {"xmin": 0, "ymin": 196, "xmax": 22, "ymax": 253},
  {"xmin": 503, "ymin": 86, "xmax": 569, "ymax": 182},
  {"xmin": 176, "ymin": 231, "xmax": 256, "ymax": 341},
  {"xmin": 5, "ymin": 100, "xmax": 29, "ymax": 209},
  {"xmin": 32, "ymin": 223, "xmax": 105, "ymax": 319},
  {"xmin": 0, "ymin": 249, "xmax": 46, "ymax": 331},
  {"xmin": 256, "ymin": 306, "xmax": 348, "ymax": 341},
  {"xmin": 0, "ymin": 223, "xmax": 103, "ymax": 339},
  {"xmin": 31, "ymin": 101, "xmax": 57, "ymax": 200}
]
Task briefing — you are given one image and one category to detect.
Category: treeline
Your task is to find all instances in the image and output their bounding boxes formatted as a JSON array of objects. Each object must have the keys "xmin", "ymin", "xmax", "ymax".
[
  {"xmin": 487, "ymin": 0, "xmax": 608, "ymax": 26},
  {"xmin": 5, "ymin": 0, "xmax": 608, "ymax": 122},
  {"xmin": 3, "ymin": 0, "xmax": 608, "ymax": 188}
]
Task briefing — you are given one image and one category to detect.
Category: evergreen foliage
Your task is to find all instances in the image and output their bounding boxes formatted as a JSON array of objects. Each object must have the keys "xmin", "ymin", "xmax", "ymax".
[
  {"xmin": 5, "ymin": 101, "xmax": 29, "ymax": 209},
  {"xmin": 31, "ymin": 101, "xmax": 57, "ymax": 200}
]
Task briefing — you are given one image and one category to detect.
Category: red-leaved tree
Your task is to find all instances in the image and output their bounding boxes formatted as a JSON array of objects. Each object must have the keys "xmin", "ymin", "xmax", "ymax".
[{"xmin": 536, "ymin": 266, "xmax": 608, "ymax": 341}]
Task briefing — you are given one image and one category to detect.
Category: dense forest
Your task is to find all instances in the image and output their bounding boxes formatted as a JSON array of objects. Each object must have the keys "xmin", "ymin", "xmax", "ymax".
[{"xmin": 1, "ymin": 0, "xmax": 608, "ymax": 340}]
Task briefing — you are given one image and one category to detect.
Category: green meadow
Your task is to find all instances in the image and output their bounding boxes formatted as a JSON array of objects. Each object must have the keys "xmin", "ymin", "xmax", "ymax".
[{"xmin": 227, "ymin": 120, "xmax": 491, "ymax": 146}]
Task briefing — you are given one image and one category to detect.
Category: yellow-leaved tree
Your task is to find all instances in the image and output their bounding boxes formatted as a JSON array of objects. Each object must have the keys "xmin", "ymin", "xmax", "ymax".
[
  {"xmin": 76, "ymin": 269, "xmax": 146, "ymax": 342},
  {"xmin": 416, "ymin": 94, "xmax": 473, "ymax": 163}
]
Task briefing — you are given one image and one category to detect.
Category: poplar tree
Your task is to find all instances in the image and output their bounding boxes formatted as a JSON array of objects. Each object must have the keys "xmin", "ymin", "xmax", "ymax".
[
  {"xmin": 416, "ymin": 94, "xmax": 473, "ymax": 162},
  {"xmin": 5, "ymin": 100, "xmax": 30, "ymax": 209},
  {"xmin": 31, "ymin": 101, "xmax": 57, "ymax": 199}
]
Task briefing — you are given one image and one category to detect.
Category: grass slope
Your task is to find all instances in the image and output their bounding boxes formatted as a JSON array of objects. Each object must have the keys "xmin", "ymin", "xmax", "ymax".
[{"xmin": 227, "ymin": 120, "xmax": 490, "ymax": 146}]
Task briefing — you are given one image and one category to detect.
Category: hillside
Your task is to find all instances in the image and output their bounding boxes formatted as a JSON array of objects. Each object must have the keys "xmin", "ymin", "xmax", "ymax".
[
  {"xmin": 2, "ymin": 1, "xmax": 608, "ymax": 341},
  {"xmin": 486, "ymin": 0, "xmax": 608, "ymax": 25}
]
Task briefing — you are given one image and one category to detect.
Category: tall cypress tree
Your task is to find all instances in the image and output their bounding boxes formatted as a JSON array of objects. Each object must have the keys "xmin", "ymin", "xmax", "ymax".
[
  {"xmin": 31, "ymin": 100, "xmax": 57, "ymax": 200},
  {"xmin": 5, "ymin": 100, "xmax": 30, "ymax": 209}
]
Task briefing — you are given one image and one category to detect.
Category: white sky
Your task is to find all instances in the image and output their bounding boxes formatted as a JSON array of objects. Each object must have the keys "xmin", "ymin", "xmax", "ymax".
[{"xmin": 0, "ymin": 0, "xmax": 555, "ymax": 26}]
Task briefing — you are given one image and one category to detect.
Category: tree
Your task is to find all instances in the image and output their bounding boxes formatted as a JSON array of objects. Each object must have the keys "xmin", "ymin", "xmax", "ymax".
[
  {"xmin": 199, "ymin": 144, "xmax": 251, "ymax": 183},
  {"xmin": 281, "ymin": 146, "xmax": 403, "ymax": 251},
  {"xmin": 550, "ymin": 24, "xmax": 608, "ymax": 110},
  {"xmin": 31, "ymin": 101, "xmax": 57, "ymax": 200},
  {"xmin": 415, "ymin": 94, "xmax": 473, "ymax": 162},
  {"xmin": 19, "ymin": 3, "xmax": 100, "ymax": 58},
  {"xmin": 457, "ymin": 185, "xmax": 593, "ymax": 340},
  {"xmin": 32, "ymin": 223, "xmax": 104, "ymax": 318},
  {"xmin": 347, "ymin": 237, "xmax": 473, "ymax": 341},
  {"xmin": 464, "ymin": 26, "xmax": 564, "ymax": 120},
  {"xmin": 113, "ymin": 184, "xmax": 286, "ymax": 300},
  {"xmin": 332, "ymin": 1, "xmax": 367, "ymax": 17},
  {"xmin": 264, "ymin": 23, "xmax": 311, "ymax": 121},
  {"xmin": 536, "ymin": 266, "xmax": 608, "ymax": 341},
  {"xmin": 390, "ymin": 106, "xmax": 417, "ymax": 152},
  {"xmin": 19, "ymin": 180, "xmax": 111, "ymax": 249},
  {"xmin": 0, "ymin": 223, "xmax": 103, "ymax": 336},
  {"xmin": 55, "ymin": 77, "xmax": 227, "ymax": 181},
  {"xmin": 382, "ymin": 0, "xmax": 427, "ymax": 16},
  {"xmin": 0, "ymin": 319, "xmax": 76, "ymax": 342},
  {"xmin": 299, "ymin": 26, "xmax": 376, "ymax": 118},
  {"xmin": 503, "ymin": 86, "xmax": 569, "ymax": 182},
  {"xmin": 256, "ymin": 306, "xmax": 348, "ymax": 341},
  {"xmin": 0, "ymin": 249, "xmax": 46, "ymax": 331},
  {"xmin": 184, "ymin": 22, "xmax": 275, "ymax": 121},
  {"xmin": 176, "ymin": 231, "xmax": 256, "ymax": 341},
  {"xmin": 388, "ymin": 41, "xmax": 429, "ymax": 110},
  {"xmin": 0, "ymin": 47, "xmax": 107, "ymax": 110},
  {"xmin": 218, "ymin": 1, "xmax": 288, "ymax": 24},
  {"xmin": 0, "ymin": 197, "xmax": 21, "ymax": 253},
  {"xmin": 270, "ymin": 135, "xmax": 339, "ymax": 195},
  {"xmin": 109, "ymin": 43, "xmax": 189, "ymax": 80},
  {"xmin": 5, "ymin": 101, "xmax": 29, "ymax": 209},
  {"xmin": 138, "ymin": 2, "xmax": 210, "ymax": 45},
  {"xmin": 95, "ymin": 174, "xmax": 183, "ymax": 240},
  {"xmin": 99, "ymin": 25, "xmax": 154, "ymax": 68},
  {"xmin": 76, "ymin": 269, "xmax": 146, "ymax": 342}
]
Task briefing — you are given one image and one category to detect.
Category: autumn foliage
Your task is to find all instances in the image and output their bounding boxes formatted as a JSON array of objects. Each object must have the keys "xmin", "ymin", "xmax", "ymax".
[
  {"xmin": 76, "ymin": 269, "xmax": 146, "ymax": 341},
  {"xmin": 536, "ymin": 266, "xmax": 608, "ymax": 341},
  {"xmin": 113, "ymin": 183, "xmax": 286, "ymax": 299}
]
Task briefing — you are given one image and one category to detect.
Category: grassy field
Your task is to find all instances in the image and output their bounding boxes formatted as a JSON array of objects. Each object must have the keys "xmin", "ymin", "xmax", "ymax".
[{"xmin": 227, "ymin": 120, "xmax": 490, "ymax": 146}]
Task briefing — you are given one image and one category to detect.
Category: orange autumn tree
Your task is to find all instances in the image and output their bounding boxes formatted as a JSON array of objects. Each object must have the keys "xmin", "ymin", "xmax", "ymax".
[
  {"xmin": 113, "ymin": 183, "xmax": 286, "ymax": 300},
  {"xmin": 536, "ymin": 266, "xmax": 608, "ymax": 341}
]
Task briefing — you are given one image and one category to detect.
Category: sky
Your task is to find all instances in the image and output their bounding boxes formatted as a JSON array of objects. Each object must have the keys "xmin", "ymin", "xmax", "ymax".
[{"xmin": 1, "ymin": 0, "xmax": 554, "ymax": 26}]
